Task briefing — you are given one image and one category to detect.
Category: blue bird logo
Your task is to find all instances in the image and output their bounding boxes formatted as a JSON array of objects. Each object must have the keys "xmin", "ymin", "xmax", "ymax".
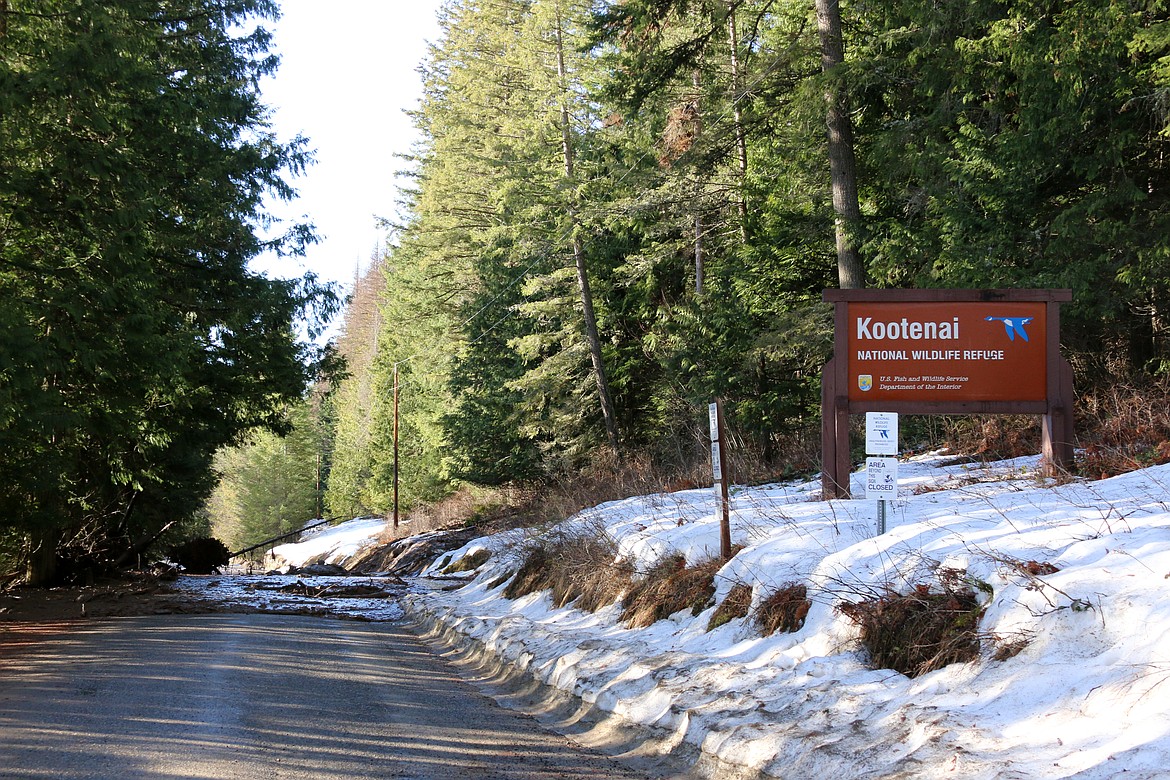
[{"xmin": 985, "ymin": 316, "xmax": 1034, "ymax": 342}]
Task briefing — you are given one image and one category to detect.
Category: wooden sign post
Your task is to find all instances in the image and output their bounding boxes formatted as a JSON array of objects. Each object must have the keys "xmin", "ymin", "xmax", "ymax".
[
  {"xmin": 709, "ymin": 400, "xmax": 732, "ymax": 559},
  {"xmin": 821, "ymin": 289, "xmax": 1074, "ymax": 499}
]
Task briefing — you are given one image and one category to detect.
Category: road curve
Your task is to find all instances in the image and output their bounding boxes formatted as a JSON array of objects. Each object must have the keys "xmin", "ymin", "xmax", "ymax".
[{"xmin": 0, "ymin": 614, "xmax": 652, "ymax": 779}]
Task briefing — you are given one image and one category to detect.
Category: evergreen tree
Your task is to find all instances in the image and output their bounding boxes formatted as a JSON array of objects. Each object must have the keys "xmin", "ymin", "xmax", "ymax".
[
  {"xmin": 853, "ymin": 0, "xmax": 1170, "ymax": 373},
  {"xmin": 0, "ymin": 1, "xmax": 336, "ymax": 582},
  {"xmin": 208, "ymin": 400, "xmax": 327, "ymax": 552}
]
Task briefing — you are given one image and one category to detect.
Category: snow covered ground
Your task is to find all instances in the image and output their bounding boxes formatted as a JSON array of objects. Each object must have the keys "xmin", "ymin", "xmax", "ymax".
[
  {"xmin": 268, "ymin": 515, "xmax": 388, "ymax": 571},
  {"xmin": 235, "ymin": 454, "xmax": 1170, "ymax": 779}
]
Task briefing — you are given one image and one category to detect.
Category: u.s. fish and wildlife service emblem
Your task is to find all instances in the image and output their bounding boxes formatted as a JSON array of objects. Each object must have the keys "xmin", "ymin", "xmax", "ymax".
[{"xmin": 858, "ymin": 374, "xmax": 873, "ymax": 392}]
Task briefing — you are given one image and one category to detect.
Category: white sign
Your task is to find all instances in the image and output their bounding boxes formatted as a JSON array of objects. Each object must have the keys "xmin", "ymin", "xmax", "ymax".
[
  {"xmin": 709, "ymin": 402, "xmax": 720, "ymax": 439},
  {"xmin": 865, "ymin": 457, "xmax": 899, "ymax": 500},
  {"xmin": 865, "ymin": 412, "xmax": 899, "ymax": 456},
  {"xmin": 711, "ymin": 441, "xmax": 723, "ymax": 481}
]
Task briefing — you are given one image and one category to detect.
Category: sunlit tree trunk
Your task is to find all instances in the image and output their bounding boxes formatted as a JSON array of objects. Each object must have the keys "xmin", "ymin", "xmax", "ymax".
[
  {"xmin": 815, "ymin": 0, "xmax": 865, "ymax": 289},
  {"xmin": 555, "ymin": 6, "xmax": 620, "ymax": 455},
  {"xmin": 727, "ymin": 2, "xmax": 749, "ymax": 243}
]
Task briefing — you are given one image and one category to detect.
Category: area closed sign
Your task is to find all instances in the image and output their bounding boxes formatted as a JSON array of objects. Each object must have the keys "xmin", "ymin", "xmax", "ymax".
[{"xmin": 865, "ymin": 457, "xmax": 898, "ymax": 500}]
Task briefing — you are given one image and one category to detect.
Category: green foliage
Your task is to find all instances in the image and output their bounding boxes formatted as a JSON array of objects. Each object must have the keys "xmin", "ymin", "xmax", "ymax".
[
  {"xmin": 317, "ymin": 0, "xmax": 1170, "ymax": 517},
  {"xmin": 207, "ymin": 400, "xmax": 327, "ymax": 552},
  {"xmin": 853, "ymin": 0, "xmax": 1170, "ymax": 371},
  {"xmin": 0, "ymin": 1, "xmax": 337, "ymax": 581}
]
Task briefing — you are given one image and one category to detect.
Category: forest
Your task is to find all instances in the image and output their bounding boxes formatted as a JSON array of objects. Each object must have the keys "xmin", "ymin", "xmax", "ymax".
[
  {"xmin": 0, "ymin": 1, "xmax": 338, "ymax": 583},
  {"xmin": 7, "ymin": 1, "xmax": 1170, "ymax": 577},
  {"xmin": 211, "ymin": 0, "xmax": 1170, "ymax": 544}
]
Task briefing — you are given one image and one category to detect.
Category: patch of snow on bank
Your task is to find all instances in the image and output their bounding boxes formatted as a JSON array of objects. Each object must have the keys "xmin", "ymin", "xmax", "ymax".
[
  {"xmin": 406, "ymin": 454, "xmax": 1170, "ymax": 780},
  {"xmin": 268, "ymin": 516, "xmax": 387, "ymax": 570}
]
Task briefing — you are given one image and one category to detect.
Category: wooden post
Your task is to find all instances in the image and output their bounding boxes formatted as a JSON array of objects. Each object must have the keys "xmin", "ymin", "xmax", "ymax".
[
  {"xmin": 1041, "ymin": 298, "xmax": 1076, "ymax": 476},
  {"xmin": 821, "ymin": 356, "xmax": 849, "ymax": 499}
]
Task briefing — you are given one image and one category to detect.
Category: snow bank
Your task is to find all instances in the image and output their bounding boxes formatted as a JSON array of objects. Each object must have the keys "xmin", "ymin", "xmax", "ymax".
[
  {"xmin": 267, "ymin": 516, "xmax": 387, "ymax": 570},
  {"xmin": 407, "ymin": 454, "xmax": 1170, "ymax": 780}
]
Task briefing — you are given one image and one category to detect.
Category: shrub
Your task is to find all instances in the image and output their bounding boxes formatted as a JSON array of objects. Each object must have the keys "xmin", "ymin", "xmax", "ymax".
[
  {"xmin": 707, "ymin": 583, "xmax": 753, "ymax": 631},
  {"xmin": 837, "ymin": 570, "xmax": 985, "ymax": 678},
  {"xmin": 1076, "ymin": 383, "xmax": 1170, "ymax": 478},
  {"xmin": 168, "ymin": 537, "xmax": 230, "ymax": 575},
  {"xmin": 934, "ymin": 415, "xmax": 1040, "ymax": 463},
  {"xmin": 502, "ymin": 528, "xmax": 631, "ymax": 612},
  {"xmin": 620, "ymin": 553, "xmax": 724, "ymax": 628},
  {"xmin": 442, "ymin": 548, "xmax": 491, "ymax": 574},
  {"xmin": 756, "ymin": 582, "xmax": 811, "ymax": 635}
]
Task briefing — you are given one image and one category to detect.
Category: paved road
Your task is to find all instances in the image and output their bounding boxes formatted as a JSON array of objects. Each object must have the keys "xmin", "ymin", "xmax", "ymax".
[{"xmin": 0, "ymin": 614, "xmax": 654, "ymax": 779}]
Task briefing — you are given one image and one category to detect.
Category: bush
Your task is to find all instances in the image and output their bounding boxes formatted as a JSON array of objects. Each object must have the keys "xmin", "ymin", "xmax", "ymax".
[
  {"xmin": 168, "ymin": 537, "xmax": 230, "ymax": 575},
  {"xmin": 707, "ymin": 583, "xmax": 753, "ymax": 631},
  {"xmin": 503, "ymin": 528, "xmax": 631, "ymax": 612},
  {"xmin": 620, "ymin": 553, "xmax": 724, "ymax": 628},
  {"xmin": 756, "ymin": 582, "xmax": 811, "ymax": 635},
  {"xmin": 1077, "ymin": 383, "xmax": 1170, "ymax": 478},
  {"xmin": 837, "ymin": 570, "xmax": 985, "ymax": 678},
  {"xmin": 442, "ymin": 548, "xmax": 491, "ymax": 574}
]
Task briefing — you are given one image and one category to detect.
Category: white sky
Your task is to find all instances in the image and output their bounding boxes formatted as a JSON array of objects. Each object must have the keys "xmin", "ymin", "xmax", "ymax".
[{"xmin": 255, "ymin": 0, "xmax": 445, "ymax": 292}]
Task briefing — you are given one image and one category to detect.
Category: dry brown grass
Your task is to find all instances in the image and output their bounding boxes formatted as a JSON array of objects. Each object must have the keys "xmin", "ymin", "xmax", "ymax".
[
  {"xmin": 503, "ymin": 529, "xmax": 632, "ymax": 612},
  {"xmin": 912, "ymin": 381, "xmax": 1170, "ymax": 481},
  {"xmin": 441, "ymin": 548, "xmax": 491, "ymax": 574},
  {"xmin": 991, "ymin": 634, "xmax": 1031, "ymax": 662},
  {"xmin": 755, "ymin": 582, "xmax": 811, "ymax": 636},
  {"xmin": 378, "ymin": 486, "xmax": 512, "ymax": 544},
  {"xmin": 928, "ymin": 415, "xmax": 1040, "ymax": 463},
  {"xmin": 380, "ymin": 430, "xmax": 826, "ymax": 550},
  {"xmin": 837, "ymin": 569, "xmax": 985, "ymax": 678},
  {"xmin": 1076, "ymin": 383, "xmax": 1170, "ymax": 479},
  {"xmin": 620, "ymin": 553, "xmax": 724, "ymax": 628}
]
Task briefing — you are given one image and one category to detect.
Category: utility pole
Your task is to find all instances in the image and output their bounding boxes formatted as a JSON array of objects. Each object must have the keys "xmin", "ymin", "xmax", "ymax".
[{"xmin": 393, "ymin": 363, "xmax": 400, "ymax": 531}]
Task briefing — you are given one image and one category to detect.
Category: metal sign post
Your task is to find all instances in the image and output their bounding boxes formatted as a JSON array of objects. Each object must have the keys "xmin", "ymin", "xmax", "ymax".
[
  {"xmin": 865, "ymin": 456, "xmax": 898, "ymax": 534},
  {"xmin": 710, "ymin": 400, "xmax": 732, "ymax": 559},
  {"xmin": 864, "ymin": 412, "xmax": 899, "ymax": 535}
]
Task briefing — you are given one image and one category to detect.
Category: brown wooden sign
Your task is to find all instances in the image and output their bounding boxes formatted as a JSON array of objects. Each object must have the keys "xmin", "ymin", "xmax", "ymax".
[{"xmin": 821, "ymin": 289, "xmax": 1074, "ymax": 498}]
